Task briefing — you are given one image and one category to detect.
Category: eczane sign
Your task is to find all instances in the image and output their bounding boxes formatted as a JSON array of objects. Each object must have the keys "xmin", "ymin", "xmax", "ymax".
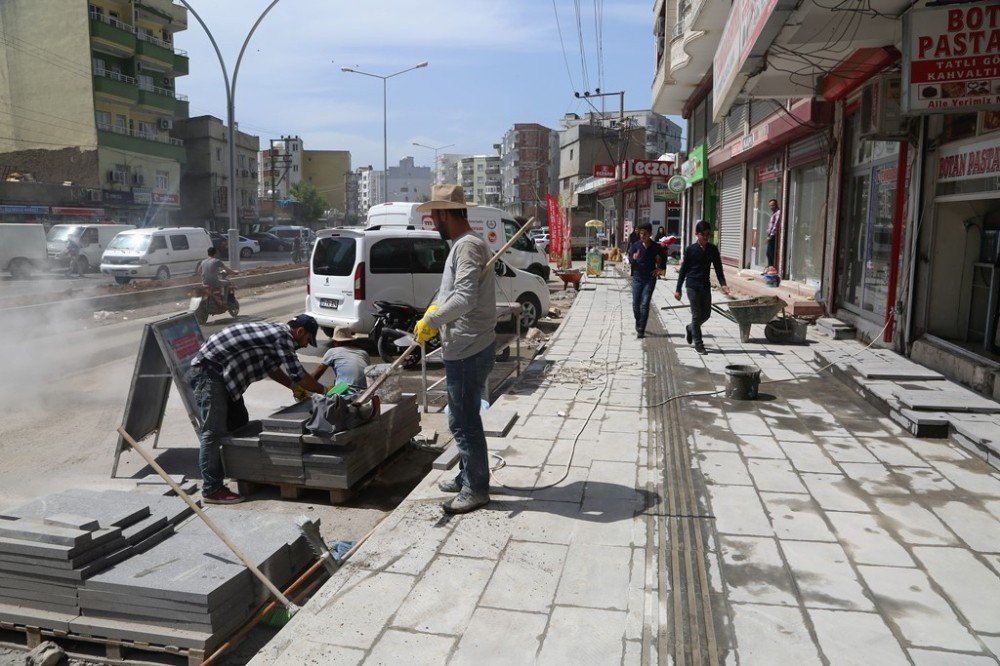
[
  {"xmin": 622, "ymin": 159, "xmax": 674, "ymax": 179},
  {"xmin": 902, "ymin": 1, "xmax": 1000, "ymax": 114}
]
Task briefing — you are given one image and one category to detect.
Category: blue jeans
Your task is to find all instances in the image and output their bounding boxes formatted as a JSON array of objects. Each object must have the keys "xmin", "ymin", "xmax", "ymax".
[
  {"xmin": 443, "ymin": 342, "xmax": 495, "ymax": 495},
  {"xmin": 632, "ymin": 276, "xmax": 657, "ymax": 332},
  {"xmin": 189, "ymin": 367, "xmax": 246, "ymax": 495},
  {"xmin": 686, "ymin": 287, "xmax": 713, "ymax": 346}
]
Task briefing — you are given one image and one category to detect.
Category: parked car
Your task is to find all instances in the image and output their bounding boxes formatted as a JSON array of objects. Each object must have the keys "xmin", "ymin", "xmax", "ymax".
[
  {"xmin": 246, "ymin": 231, "xmax": 291, "ymax": 252},
  {"xmin": 236, "ymin": 236, "xmax": 260, "ymax": 258},
  {"xmin": 47, "ymin": 224, "xmax": 134, "ymax": 273},
  {"xmin": 534, "ymin": 233, "xmax": 550, "ymax": 254},
  {"xmin": 305, "ymin": 227, "xmax": 550, "ymax": 337},
  {"xmin": 267, "ymin": 225, "xmax": 317, "ymax": 245}
]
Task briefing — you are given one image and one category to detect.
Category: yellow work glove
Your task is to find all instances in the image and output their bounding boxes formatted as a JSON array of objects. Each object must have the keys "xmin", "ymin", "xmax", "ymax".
[
  {"xmin": 292, "ymin": 384, "xmax": 312, "ymax": 403},
  {"xmin": 414, "ymin": 304, "xmax": 439, "ymax": 345}
]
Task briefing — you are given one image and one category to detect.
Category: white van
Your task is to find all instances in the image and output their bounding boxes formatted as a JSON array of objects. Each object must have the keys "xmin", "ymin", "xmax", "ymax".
[
  {"xmin": 365, "ymin": 202, "xmax": 550, "ymax": 281},
  {"xmin": 305, "ymin": 227, "xmax": 550, "ymax": 337},
  {"xmin": 100, "ymin": 227, "xmax": 212, "ymax": 284},
  {"xmin": 0, "ymin": 223, "xmax": 47, "ymax": 279},
  {"xmin": 47, "ymin": 224, "xmax": 134, "ymax": 273}
]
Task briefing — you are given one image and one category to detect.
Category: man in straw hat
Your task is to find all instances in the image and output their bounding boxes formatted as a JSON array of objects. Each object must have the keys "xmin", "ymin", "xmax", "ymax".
[
  {"xmin": 415, "ymin": 184, "xmax": 497, "ymax": 514},
  {"xmin": 308, "ymin": 326, "xmax": 370, "ymax": 390}
]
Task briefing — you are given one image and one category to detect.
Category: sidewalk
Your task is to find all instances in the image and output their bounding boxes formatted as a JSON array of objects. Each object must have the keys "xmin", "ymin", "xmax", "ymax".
[{"xmin": 250, "ymin": 273, "xmax": 1000, "ymax": 665}]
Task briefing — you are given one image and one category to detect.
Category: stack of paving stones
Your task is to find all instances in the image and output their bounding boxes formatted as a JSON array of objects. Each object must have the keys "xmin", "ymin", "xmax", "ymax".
[
  {"xmin": 222, "ymin": 394, "xmax": 421, "ymax": 491},
  {"xmin": 0, "ymin": 489, "xmax": 192, "ymax": 625},
  {"xmin": 74, "ymin": 510, "xmax": 315, "ymax": 651}
]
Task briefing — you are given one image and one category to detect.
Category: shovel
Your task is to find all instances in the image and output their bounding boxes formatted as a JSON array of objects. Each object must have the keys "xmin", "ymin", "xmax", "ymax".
[{"xmin": 352, "ymin": 216, "xmax": 538, "ymax": 406}]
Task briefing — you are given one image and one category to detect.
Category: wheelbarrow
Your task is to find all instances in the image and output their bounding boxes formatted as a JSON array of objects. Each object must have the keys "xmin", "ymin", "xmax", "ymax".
[
  {"xmin": 554, "ymin": 269, "xmax": 583, "ymax": 291},
  {"xmin": 713, "ymin": 295, "xmax": 787, "ymax": 343}
]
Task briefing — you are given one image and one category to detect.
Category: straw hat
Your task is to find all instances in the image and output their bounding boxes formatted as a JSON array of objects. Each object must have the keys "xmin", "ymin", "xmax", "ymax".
[
  {"xmin": 416, "ymin": 184, "xmax": 478, "ymax": 212},
  {"xmin": 331, "ymin": 326, "xmax": 356, "ymax": 343}
]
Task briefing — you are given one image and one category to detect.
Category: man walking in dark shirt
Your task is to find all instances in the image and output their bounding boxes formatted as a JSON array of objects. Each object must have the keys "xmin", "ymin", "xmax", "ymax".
[
  {"xmin": 675, "ymin": 220, "xmax": 730, "ymax": 354},
  {"xmin": 628, "ymin": 222, "xmax": 665, "ymax": 339}
]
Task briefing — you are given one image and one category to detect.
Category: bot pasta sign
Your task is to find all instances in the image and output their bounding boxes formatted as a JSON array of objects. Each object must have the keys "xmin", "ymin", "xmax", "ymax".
[{"xmin": 902, "ymin": 1, "xmax": 1000, "ymax": 114}]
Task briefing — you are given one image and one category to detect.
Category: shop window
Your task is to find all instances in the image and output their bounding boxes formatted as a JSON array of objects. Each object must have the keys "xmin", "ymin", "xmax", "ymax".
[
  {"xmin": 942, "ymin": 113, "xmax": 978, "ymax": 143},
  {"xmin": 787, "ymin": 161, "xmax": 828, "ymax": 287},
  {"xmin": 156, "ymin": 170, "xmax": 168, "ymax": 190}
]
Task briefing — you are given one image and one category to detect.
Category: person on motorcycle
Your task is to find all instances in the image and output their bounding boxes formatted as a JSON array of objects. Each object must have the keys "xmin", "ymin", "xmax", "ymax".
[
  {"xmin": 310, "ymin": 327, "xmax": 370, "ymax": 390},
  {"xmin": 63, "ymin": 236, "xmax": 84, "ymax": 277},
  {"xmin": 196, "ymin": 247, "xmax": 237, "ymax": 306}
]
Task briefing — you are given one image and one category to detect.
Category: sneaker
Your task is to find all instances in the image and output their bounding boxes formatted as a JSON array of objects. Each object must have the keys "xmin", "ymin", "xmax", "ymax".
[
  {"xmin": 442, "ymin": 491, "xmax": 490, "ymax": 514},
  {"xmin": 695, "ymin": 344, "xmax": 708, "ymax": 355},
  {"xmin": 686, "ymin": 325, "xmax": 693, "ymax": 345},
  {"xmin": 437, "ymin": 477, "xmax": 462, "ymax": 493},
  {"xmin": 637, "ymin": 330, "xmax": 645, "ymax": 339},
  {"xmin": 203, "ymin": 488, "xmax": 245, "ymax": 505}
]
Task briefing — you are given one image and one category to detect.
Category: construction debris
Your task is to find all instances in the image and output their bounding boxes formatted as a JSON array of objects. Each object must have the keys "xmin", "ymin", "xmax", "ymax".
[{"xmin": 25, "ymin": 640, "xmax": 63, "ymax": 666}]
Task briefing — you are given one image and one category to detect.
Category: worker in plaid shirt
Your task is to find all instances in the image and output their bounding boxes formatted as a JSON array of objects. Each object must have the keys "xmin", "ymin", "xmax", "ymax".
[{"xmin": 189, "ymin": 314, "xmax": 326, "ymax": 504}]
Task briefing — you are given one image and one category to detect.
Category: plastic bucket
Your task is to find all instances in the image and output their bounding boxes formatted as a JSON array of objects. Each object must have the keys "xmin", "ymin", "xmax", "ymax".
[{"xmin": 725, "ymin": 364, "xmax": 761, "ymax": 400}]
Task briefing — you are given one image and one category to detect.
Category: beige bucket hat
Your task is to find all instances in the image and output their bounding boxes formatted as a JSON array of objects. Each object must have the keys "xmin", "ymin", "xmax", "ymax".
[
  {"xmin": 416, "ymin": 184, "xmax": 478, "ymax": 212},
  {"xmin": 331, "ymin": 326, "xmax": 356, "ymax": 343}
]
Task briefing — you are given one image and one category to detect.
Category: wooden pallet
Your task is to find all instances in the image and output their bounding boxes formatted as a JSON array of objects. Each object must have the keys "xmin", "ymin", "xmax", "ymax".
[{"xmin": 0, "ymin": 621, "xmax": 204, "ymax": 665}]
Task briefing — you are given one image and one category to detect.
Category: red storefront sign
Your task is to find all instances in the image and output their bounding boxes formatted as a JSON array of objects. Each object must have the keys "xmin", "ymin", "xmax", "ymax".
[
  {"xmin": 936, "ymin": 137, "xmax": 1000, "ymax": 182},
  {"xmin": 51, "ymin": 207, "xmax": 104, "ymax": 216},
  {"xmin": 152, "ymin": 193, "xmax": 180, "ymax": 205},
  {"xmin": 592, "ymin": 164, "xmax": 615, "ymax": 178},
  {"xmin": 902, "ymin": 2, "xmax": 1000, "ymax": 113},
  {"xmin": 621, "ymin": 159, "xmax": 674, "ymax": 179}
]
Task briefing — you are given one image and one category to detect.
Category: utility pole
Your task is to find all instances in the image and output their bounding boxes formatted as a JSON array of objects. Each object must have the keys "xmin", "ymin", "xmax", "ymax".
[
  {"xmin": 270, "ymin": 137, "xmax": 277, "ymax": 229},
  {"xmin": 574, "ymin": 88, "xmax": 626, "ymax": 249}
]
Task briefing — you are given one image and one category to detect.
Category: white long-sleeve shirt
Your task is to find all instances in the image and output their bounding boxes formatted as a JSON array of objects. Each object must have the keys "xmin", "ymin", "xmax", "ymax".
[{"xmin": 425, "ymin": 231, "xmax": 496, "ymax": 361}]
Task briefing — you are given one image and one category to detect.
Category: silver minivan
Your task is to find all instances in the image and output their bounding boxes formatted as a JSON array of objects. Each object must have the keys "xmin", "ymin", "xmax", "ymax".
[
  {"xmin": 306, "ymin": 227, "xmax": 550, "ymax": 338},
  {"xmin": 100, "ymin": 227, "xmax": 212, "ymax": 284}
]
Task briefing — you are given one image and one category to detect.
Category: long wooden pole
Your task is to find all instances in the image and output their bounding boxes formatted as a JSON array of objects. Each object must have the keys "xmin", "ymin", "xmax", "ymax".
[
  {"xmin": 116, "ymin": 427, "xmax": 296, "ymax": 612},
  {"xmin": 354, "ymin": 216, "xmax": 537, "ymax": 405}
]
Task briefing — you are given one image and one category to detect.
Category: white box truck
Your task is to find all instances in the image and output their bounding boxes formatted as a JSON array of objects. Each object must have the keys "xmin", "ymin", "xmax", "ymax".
[
  {"xmin": 0, "ymin": 223, "xmax": 47, "ymax": 279},
  {"xmin": 365, "ymin": 202, "xmax": 550, "ymax": 280}
]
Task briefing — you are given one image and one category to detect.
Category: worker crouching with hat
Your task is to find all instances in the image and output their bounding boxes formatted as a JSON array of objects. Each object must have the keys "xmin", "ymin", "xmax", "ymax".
[
  {"xmin": 415, "ymin": 185, "xmax": 496, "ymax": 514},
  {"xmin": 188, "ymin": 315, "xmax": 328, "ymax": 504}
]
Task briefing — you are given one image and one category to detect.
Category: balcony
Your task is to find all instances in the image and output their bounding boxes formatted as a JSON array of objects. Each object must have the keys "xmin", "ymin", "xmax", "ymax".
[
  {"xmin": 137, "ymin": 84, "xmax": 188, "ymax": 115},
  {"xmin": 173, "ymin": 52, "xmax": 189, "ymax": 76},
  {"xmin": 93, "ymin": 69, "xmax": 139, "ymax": 103},
  {"xmin": 136, "ymin": 33, "xmax": 174, "ymax": 68},
  {"xmin": 97, "ymin": 122, "xmax": 185, "ymax": 162},
  {"xmin": 89, "ymin": 11, "xmax": 136, "ymax": 54}
]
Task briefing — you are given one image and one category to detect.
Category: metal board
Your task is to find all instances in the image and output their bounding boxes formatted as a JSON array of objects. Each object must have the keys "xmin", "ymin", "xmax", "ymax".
[{"xmin": 112, "ymin": 313, "xmax": 205, "ymax": 477}]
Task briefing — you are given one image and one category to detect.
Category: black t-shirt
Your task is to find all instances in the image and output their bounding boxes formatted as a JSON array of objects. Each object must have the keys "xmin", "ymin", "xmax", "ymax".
[{"xmin": 628, "ymin": 240, "xmax": 664, "ymax": 279}]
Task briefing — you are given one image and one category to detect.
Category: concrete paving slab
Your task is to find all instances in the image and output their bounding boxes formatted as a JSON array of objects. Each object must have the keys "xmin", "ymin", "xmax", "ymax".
[
  {"xmin": 367, "ymin": 629, "xmax": 456, "ymax": 665},
  {"xmin": 781, "ymin": 540, "xmax": 873, "ymax": 611},
  {"xmin": 808, "ymin": 609, "xmax": 909, "ymax": 665},
  {"xmin": 391, "ymin": 555, "xmax": 494, "ymax": 635},
  {"xmin": 801, "ymin": 473, "xmax": 871, "ymax": 512},
  {"xmin": 555, "ymin": 542, "xmax": 631, "ymax": 610},
  {"xmin": 68, "ymin": 614, "xmax": 215, "ymax": 650},
  {"xmin": 855, "ymin": 363, "xmax": 945, "ymax": 381},
  {"xmin": 42, "ymin": 514, "xmax": 100, "ymax": 531},
  {"xmin": 482, "ymin": 408, "xmax": 518, "ymax": 437},
  {"xmin": 859, "ymin": 565, "xmax": 981, "ymax": 652},
  {"xmin": 479, "ymin": 541, "xmax": 567, "ymax": 613},
  {"xmin": 929, "ymin": 460, "xmax": 1000, "ymax": 497},
  {"xmin": 737, "ymin": 434, "xmax": 790, "ymax": 459},
  {"xmin": 536, "ymin": 606, "xmax": 627, "ymax": 664},
  {"xmin": 731, "ymin": 603, "xmax": 822, "ymax": 665},
  {"xmin": 826, "ymin": 512, "xmax": 915, "ymax": 567},
  {"xmin": 913, "ymin": 546, "xmax": 1000, "ymax": 633},
  {"xmin": 779, "ymin": 440, "xmax": 840, "ymax": 474},
  {"xmin": 0, "ymin": 519, "xmax": 92, "ymax": 547},
  {"xmin": 450, "ymin": 607, "xmax": 548, "ymax": 665},
  {"xmin": 931, "ymin": 501, "xmax": 1000, "ymax": 553},
  {"xmin": 857, "ymin": 437, "xmax": 931, "ymax": 467},
  {"xmin": 0, "ymin": 602, "xmax": 77, "ymax": 632},
  {"xmin": 707, "ymin": 485, "xmax": 774, "ymax": 536},
  {"xmin": 908, "ymin": 648, "xmax": 998, "ymax": 665},
  {"xmin": 893, "ymin": 388, "xmax": 1000, "ymax": 413},
  {"xmin": 875, "ymin": 498, "xmax": 960, "ymax": 546},
  {"xmin": 697, "ymin": 451, "xmax": 754, "ymax": 486},
  {"xmin": 748, "ymin": 459, "xmax": 809, "ymax": 494},
  {"xmin": 719, "ymin": 535, "xmax": 798, "ymax": 606},
  {"xmin": 760, "ymin": 493, "xmax": 836, "ymax": 541}
]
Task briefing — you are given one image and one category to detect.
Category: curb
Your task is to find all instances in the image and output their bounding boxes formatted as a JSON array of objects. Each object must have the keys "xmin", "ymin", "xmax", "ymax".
[{"xmin": 2, "ymin": 267, "xmax": 308, "ymax": 324}]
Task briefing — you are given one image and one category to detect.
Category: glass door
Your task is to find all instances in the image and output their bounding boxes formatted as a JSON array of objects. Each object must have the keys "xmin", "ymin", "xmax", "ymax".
[
  {"xmin": 787, "ymin": 162, "xmax": 828, "ymax": 286},
  {"xmin": 748, "ymin": 157, "xmax": 782, "ymax": 270}
]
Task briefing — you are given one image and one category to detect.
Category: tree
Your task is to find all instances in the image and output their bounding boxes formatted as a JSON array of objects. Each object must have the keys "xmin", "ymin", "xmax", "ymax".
[{"xmin": 289, "ymin": 181, "xmax": 328, "ymax": 223}]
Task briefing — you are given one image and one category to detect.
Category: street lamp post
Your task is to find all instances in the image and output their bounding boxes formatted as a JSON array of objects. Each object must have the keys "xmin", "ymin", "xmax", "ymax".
[
  {"xmin": 342, "ymin": 62, "xmax": 428, "ymax": 202},
  {"xmin": 411, "ymin": 141, "xmax": 454, "ymax": 184},
  {"xmin": 177, "ymin": 0, "xmax": 282, "ymax": 270}
]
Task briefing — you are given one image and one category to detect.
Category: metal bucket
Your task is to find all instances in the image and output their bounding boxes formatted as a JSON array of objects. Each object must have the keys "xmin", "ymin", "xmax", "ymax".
[{"xmin": 725, "ymin": 364, "xmax": 761, "ymax": 400}]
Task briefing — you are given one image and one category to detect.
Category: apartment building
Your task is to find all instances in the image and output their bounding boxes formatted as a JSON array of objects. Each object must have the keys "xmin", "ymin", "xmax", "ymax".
[
  {"xmin": 302, "ymin": 150, "xmax": 350, "ymax": 218},
  {"xmin": 0, "ymin": 0, "xmax": 189, "ymax": 226},
  {"xmin": 386, "ymin": 156, "xmax": 432, "ymax": 204},
  {"xmin": 499, "ymin": 123, "xmax": 559, "ymax": 222},
  {"xmin": 458, "ymin": 155, "xmax": 501, "ymax": 207},
  {"xmin": 171, "ymin": 115, "xmax": 259, "ymax": 232},
  {"xmin": 258, "ymin": 135, "xmax": 302, "ymax": 202}
]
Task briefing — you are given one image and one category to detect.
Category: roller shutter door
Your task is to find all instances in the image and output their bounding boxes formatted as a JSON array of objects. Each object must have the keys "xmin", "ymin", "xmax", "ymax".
[{"xmin": 719, "ymin": 165, "xmax": 744, "ymax": 264}]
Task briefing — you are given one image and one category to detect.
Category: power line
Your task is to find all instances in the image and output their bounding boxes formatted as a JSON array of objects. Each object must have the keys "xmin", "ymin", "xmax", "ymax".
[{"xmin": 551, "ymin": 0, "xmax": 578, "ymax": 93}]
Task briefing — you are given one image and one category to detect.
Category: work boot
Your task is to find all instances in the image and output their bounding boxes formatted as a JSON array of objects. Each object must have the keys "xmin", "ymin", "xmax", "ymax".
[
  {"xmin": 203, "ymin": 488, "xmax": 245, "ymax": 505},
  {"xmin": 686, "ymin": 324, "xmax": 693, "ymax": 344},
  {"xmin": 442, "ymin": 491, "xmax": 489, "ymax": 514},
  {"xmin": 695, "ymin": 344, "xmax": 708, "ymax": 355},
  {"xmin": 637, "ymin": 330, "xmax": 645, "ymax": 339},
  {"xmin": 437, "ymin": 477, "xmax": 462, "ymax": 493}
]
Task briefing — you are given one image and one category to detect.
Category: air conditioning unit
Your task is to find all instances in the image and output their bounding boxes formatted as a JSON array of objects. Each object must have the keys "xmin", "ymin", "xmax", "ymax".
[
  {"xmin": 859, "ymin": 73, "xmax": 907, "ymax": 141},
  {"xmin": 159, "ymin": 118, "xmax": 173, "ymax": 130},
  {"xmin": 133, "ymin": 173, "xmax": 144, "ymax": 186}
]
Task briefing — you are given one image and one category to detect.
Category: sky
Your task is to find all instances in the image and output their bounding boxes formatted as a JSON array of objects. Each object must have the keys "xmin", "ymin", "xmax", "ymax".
[{"xmin": 174, "ymin": 0, "xmax": 684, "ymax": 171}]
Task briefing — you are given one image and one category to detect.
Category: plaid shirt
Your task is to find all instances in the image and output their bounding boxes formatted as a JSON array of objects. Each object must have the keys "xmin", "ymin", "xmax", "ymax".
[{"xmin": 192, "ymin": 321, "xmax": 307, "ymax": 400}]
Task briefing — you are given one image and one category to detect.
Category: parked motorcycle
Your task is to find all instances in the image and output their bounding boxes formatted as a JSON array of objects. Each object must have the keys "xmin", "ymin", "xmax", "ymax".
[
  {"xmin": 189, "ymin": 283, "xmax": 240, "ymax": 324},
  {"xmin": 370, "ymin": 300, "xmax": 439, "ymax": 369}
]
